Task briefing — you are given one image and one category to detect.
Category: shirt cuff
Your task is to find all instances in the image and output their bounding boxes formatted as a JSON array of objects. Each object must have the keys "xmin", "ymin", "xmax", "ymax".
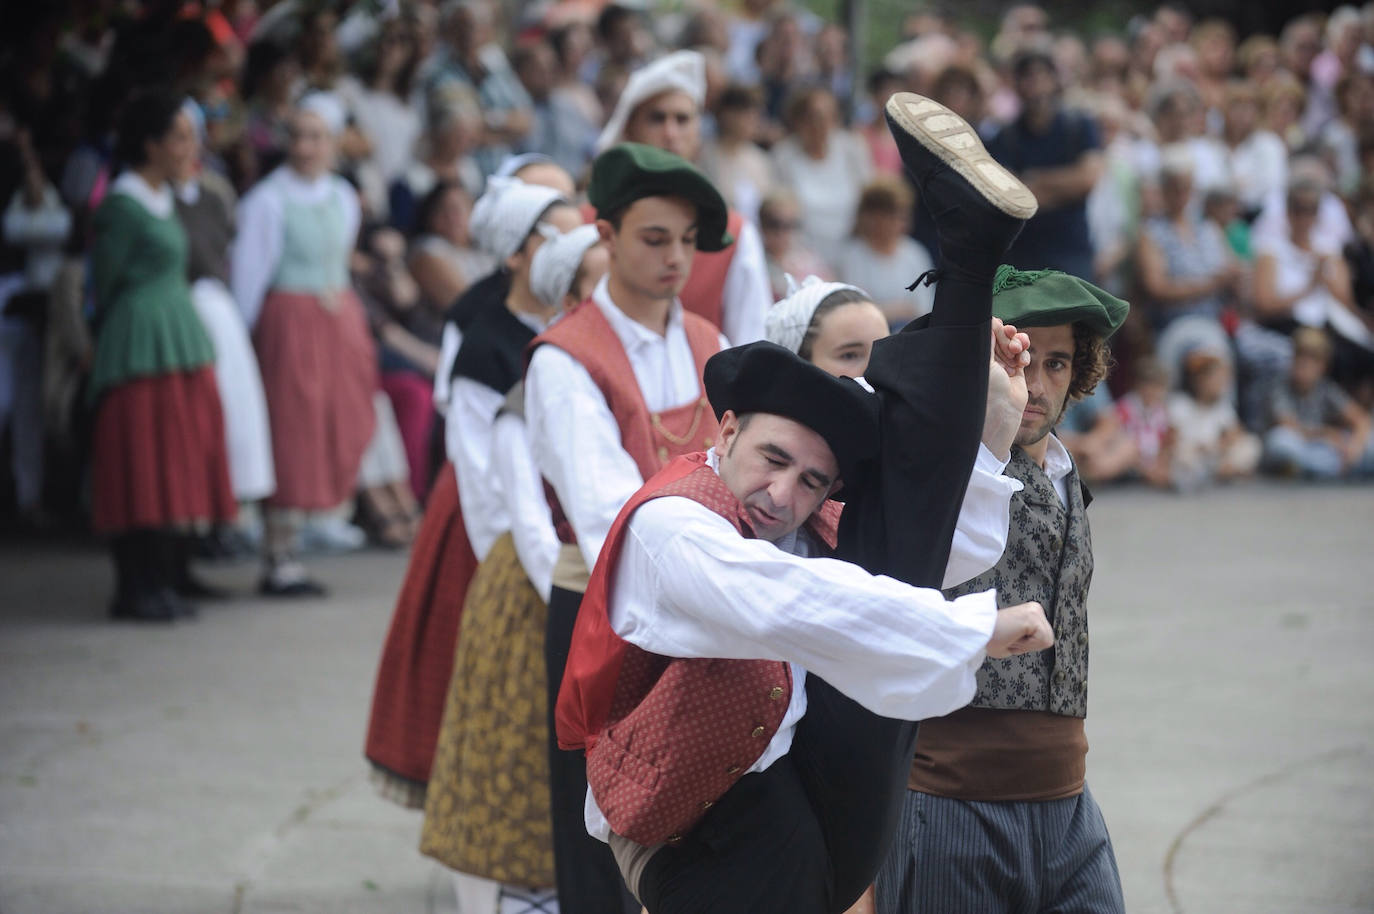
[{"xmin": 975, "ymin": 442, "xmax": 1025, "ymax": 493}]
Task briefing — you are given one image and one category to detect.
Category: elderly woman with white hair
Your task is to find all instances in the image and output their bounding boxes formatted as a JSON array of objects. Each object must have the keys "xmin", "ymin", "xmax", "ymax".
[
  {"xmin": 421, "ymin": 222, "xmax": 607, "ymax": 914},
  {"xmin": 231, "ymin": 93, "xmax": 379, "ymax": 596}
]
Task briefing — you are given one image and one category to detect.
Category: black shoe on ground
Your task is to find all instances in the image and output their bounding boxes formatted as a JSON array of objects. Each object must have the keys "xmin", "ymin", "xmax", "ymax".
[
  {"xmin": 174, "ymin": 570, "xmax": 232, "ymax": 601},
  {"xmin": 109, "ymin": 591, "xmax": 177, "ymax": 623},
  {"xmin": 884, "ymin": 92, "xmax": 1037, "ymax": 274},
  {"xmin": 258, "ymin": 561, "xmax": 328, "ymax": 598}
]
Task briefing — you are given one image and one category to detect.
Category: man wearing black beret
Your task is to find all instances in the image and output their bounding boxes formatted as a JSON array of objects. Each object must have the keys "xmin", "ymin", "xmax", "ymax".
[
  {"xmin": 877, "ymin": 266, "xmax": 1130, "ymax": 914},
  {"xmin": 555, "ymin": 340, "xmax": 1053, "ymax": 914}
]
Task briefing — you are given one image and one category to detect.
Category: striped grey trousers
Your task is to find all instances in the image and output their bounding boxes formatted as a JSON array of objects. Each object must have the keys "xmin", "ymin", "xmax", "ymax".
[{"xmin": 874, "ymin": 785, "xmax": 1125, "ymax": 914}]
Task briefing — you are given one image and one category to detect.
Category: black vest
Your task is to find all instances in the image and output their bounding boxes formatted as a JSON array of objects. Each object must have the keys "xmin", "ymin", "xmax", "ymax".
[{"xmin": 944, "ymin": 444, "xmax": 1094, "ymax": 718}]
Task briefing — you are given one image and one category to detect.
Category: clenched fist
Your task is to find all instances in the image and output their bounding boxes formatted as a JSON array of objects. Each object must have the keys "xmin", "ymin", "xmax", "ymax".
[{"xmin": 986, "ymin": 601, "xmax": 1053, "ymax": 658}]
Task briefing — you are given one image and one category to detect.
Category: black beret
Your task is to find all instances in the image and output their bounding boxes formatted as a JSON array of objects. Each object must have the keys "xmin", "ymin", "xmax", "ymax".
[
  {"xmin": 588, "ymin": 143, "xmax": 732, "ymax": 252},
  {"xmin": 705, "ymin": 341, "xmax": 880, "ymax": 488}
]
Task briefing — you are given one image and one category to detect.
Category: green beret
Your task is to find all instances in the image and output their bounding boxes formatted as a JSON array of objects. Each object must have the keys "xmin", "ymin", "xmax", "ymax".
[
  {"xmin": 991, "ymin": 265, "xmax": 1129, "ymax": 338},
  {"xmin": 588, "ymin": 143, "xmax": 732, "ymax": 252}
]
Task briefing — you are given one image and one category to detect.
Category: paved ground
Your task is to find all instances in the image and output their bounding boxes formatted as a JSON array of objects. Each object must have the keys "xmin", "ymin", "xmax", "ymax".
[{"xmin": 1, "ymin": 481, "xmax": 1372, "ymax": 914}]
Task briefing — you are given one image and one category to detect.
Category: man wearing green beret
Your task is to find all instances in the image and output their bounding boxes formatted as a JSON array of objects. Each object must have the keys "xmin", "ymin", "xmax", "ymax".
[
  {"xmin": 877, "ymin": 265, "xmax": 1130, "ymax": 914},
  {"xmin": 524, "ymin": 141, "xmax": 735, "ymax": 914}
]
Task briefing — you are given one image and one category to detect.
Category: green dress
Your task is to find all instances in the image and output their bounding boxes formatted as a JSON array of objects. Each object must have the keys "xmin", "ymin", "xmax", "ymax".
[{"xmin": 88, "ymin": 181, "xmax": 215, "ymax": 401}]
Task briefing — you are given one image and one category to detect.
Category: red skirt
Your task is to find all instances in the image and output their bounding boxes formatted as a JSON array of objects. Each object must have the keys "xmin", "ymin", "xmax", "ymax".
[
  {"xmin": 364, "ymin": 463, "xmax": 479, "ymax": 785},
  {"xmin": 90, "ymin": 367, "xmax": 237, "ymax": 534},
  {"xmin": 254, "ymin": 289, "xmax": 378, "ymax": 510}
]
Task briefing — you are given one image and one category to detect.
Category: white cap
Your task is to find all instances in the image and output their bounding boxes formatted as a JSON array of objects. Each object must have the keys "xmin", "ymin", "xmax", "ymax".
[
  {"xmin": 530, "ymin": 224, "xmax": 602, "ymax": 309},
  {"xmin": 470, "ymin": 177, "xmax": 569, "ymax": 263},
  {"xmin": 297, "ymin": 91, "xmax": 347, "ymax": 135},
  {"xmin": 765, "ymin": 274, "xmax": 868, "ymax": 356},
  {"xmin": 595, "ymin": 49, "xmax": 706, "ymax": 153}
]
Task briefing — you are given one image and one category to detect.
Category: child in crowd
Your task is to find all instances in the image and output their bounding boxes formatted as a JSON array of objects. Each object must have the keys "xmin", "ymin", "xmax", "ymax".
[
  {"xmin": 1168, "ymin": 348, "xmax": 1261, "ymax": 490},
  {"xmin": 1114, "ymin": 357, "xmax": 1174, "ymax": 487},
  {"xmin": 1262, "ymin": 327, "xmax": 1374, "ymax": 477},
  {"xmin": 834, "ymin": 176, "xmax": 935, "ymax": 328}
]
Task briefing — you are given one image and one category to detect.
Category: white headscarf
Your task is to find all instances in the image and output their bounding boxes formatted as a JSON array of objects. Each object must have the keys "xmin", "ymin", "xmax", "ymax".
[
  {"xmin": 595, "ymin": 49, "xmax": 706, "ymax": 153},
  {"xmin": 530, "ymin": 224, "xmax": 602, "ymax": 309},
  {"xmin": 297, "ymin": 91, "xmax": 347, "ymax": 135},
  {"xmin": 764, "ymin": 274, "xmax": 869, "ymax": 356},
  {"xmin": 470, "ymin": 177, "xmax": 569, "ymax": 263}
]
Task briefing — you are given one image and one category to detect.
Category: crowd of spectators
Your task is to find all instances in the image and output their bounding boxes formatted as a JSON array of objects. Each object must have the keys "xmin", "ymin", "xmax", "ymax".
[{"xmin": 3, "ymin": 0, "xmax": 1374, "ymax": 552}]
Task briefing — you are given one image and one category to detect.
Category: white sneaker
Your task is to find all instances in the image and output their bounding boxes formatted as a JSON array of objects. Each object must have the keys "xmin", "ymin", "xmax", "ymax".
[{"xmin": 297, "ymin": 515, "xmax": 368, "ymax": 554}]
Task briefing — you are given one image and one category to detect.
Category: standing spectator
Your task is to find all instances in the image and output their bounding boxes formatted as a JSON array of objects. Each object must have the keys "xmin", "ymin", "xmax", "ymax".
[
  {"xmin": 339, "ymin": 16, "xmax": 424, "ymax": 220},
  {"xmin": 231, "ymin": 95, "xmax": 379, "ymax": 596},
  {"xmin": 1137, "ymin": 146, "xmax": 1241, "ymax": 332},
  {"xmin": 429, "ymin": 0, "xmax": 533, "ymax": 179},
  {"xmin": 1221, "ymin": 81, "xmax": 1289, "ymax": 217},
  {"xmin": 771, "ymin": 85, "xmax": 873, "ymax": 256},
  {"xmin": 1262, "ymin": 327, "xmax": 1374, "ymax": 477},
  {"xmin": 834, "ymin": 177, "xmax": 935, "ymax": 326},
  {"xmin": 236, "ymin": 40, "xmax": 299, "ymax": 190},
  {"xmin": 758, "ymin": 190, "xmax": 833, "ymax": 300},
  {"xmin": 985, "ymin": 43, "xmax": 1103, "ymax": 278},
  {"xmin": 698, "ymin": 83, "xmax": 773, "ymax": 221},
  {"xmin": 512, "ymin": 40, "xmax": 598, "ymax": 179},
  {"xmin": 89, "ymin": 89, "xmax": 236, "ymax": 621},
  {"xmin": 2, "ymin": 126, "xmax": 68, "ymax": 525}
]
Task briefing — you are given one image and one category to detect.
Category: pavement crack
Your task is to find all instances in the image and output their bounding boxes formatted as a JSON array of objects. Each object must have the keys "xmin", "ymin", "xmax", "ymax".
[{"xmin": 1161, "ymin": 744, "xmax": 1366, "ymax": 914}]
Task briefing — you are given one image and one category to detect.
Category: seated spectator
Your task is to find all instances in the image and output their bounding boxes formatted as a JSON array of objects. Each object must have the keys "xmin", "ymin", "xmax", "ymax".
[
  {"xmin": 698, "ymin": 83, "xmax": 773, "ymax": 221},
  {"xmin": 833, "ymin": 177, "xmax": 934, "ymax": 327},
  {"xmin": 511, "ymin": 39, "xmax": 599, "ymax": 179},
  {"xmin": 1254, "ymin": 175, "xmax": 1374, "ymax": 397},
  {"xmin": 770, "ymin": 85, "xmax": 873, "ymax": 254},
  {"xmin": 408, "ymin": 181, "xmax": 494, "ymax": 320},
  {"xmin": 1204, "ymin": 185, "xmax": 1251, "ymax": 261},
  {"xmin": 1169, "ymin": 348, "xmax": 1261, "ymax": 489},
  {"xmin": 1137, "ymin": 145, "xmax": 1241, "ymax": 332},
  {"xmin": 1262, "ymin": 327, "xmax": 1374, "ymax": 478},
  {"xmin": 235, "ymin": 39, "xmax": 299, "ymax": 191},
  {"xmin": 1113, "ymin": 358, "xmax": 1173, "ymax": 487},
  {"xmin": 857, "ymin": 67, "xmax": 906, "ymax": 176},
  {"xmin": 390, "ymin": 96, "xmax": 485, "ymax": 233},
  {"xmin": 1058, "ymin": 382, "xmax": 1142, "ymax": 484},
  {"xmin": 758, "ymin": 191, "xmax": 833, "ymax": 300}
]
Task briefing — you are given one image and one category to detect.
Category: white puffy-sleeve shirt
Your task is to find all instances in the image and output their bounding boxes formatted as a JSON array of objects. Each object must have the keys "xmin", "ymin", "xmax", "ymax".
[
  {"xmin": 490, "ymin": 411, "xmax": 560, "ymax": 603},
  {"xmin": 584, "ymin": 450, "xmax": 998, "ymax": 841},
  {"xmin": 230, "ymin": 167, "xmax": 361, "ymax": 328}
]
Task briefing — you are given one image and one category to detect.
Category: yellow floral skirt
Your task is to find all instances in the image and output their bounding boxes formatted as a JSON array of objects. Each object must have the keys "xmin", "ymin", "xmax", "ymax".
[{"xmin": 420, "ymin": 532, "xmax": 555, "ymax": 886}]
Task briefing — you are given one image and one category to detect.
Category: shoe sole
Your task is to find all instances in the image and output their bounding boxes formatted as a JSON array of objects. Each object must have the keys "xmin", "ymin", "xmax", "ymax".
[{"xmin": 885, "ymin": 92, "xmax": 1039, "ymax": 220}]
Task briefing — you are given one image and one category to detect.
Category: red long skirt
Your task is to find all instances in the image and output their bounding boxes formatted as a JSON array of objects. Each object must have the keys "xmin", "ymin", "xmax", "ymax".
[
  {"xmin": 254, "ymin": 289, "xmax": 378, "ymax": 510},
  {"xmin": 90, "ymin": 367, "xmax": 237, "ymax": 535},
  {"xmin": 364, "ymin": 462, "xmax": 479, "ymax": 787}
]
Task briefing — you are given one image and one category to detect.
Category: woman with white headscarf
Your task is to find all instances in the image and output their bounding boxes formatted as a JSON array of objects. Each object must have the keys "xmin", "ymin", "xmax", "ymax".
[
  {"xmin": 765, "ymin": 274, "xmax": 890, "ymax": 378},
  {"xmin": 421, "ymin": 221, "xmax": 606, "ymax": 914},
  {"xmin": 231, "ymin": 93, "xmax": 379, "ymax": 596}
]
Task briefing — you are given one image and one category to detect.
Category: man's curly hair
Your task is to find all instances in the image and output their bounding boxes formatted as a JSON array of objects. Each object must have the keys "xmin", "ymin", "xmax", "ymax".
[{"xmin": 1068, "ymin": 322, "xmax": 1113, "ymax": 402}]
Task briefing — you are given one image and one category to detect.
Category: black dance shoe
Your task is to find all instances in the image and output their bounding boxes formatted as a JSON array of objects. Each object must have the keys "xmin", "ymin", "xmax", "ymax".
[
  {"xmin": 884, "ymin": 93, "xmax": 1037, "ymax": 275},
  {"xmin": 109, "ymin": 591, "xmax": 177, "ymax": 623}
]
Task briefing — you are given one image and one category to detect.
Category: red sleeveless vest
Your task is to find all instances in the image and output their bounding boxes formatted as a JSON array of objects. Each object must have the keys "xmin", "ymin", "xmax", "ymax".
[
  {"xmin": 557, "ymin": 453, "xmax": 842, "ymax": 845},
  {"xmin": 677, "ymin": 209, "xmax": 745, "ymax": 332},
  {"xmin": 527, "ymin": 298, "xmax": 722, "ymax": 544}
]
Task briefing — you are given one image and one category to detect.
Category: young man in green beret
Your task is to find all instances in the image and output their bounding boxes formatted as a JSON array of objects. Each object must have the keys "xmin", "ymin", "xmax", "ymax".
[
  {"xmin": 877, "ymin": 265, "xmax": 1130, "ymax": 914},
  {"xmin": 524, "ymin": 141, "xmax": 735, "ymax": 914}
]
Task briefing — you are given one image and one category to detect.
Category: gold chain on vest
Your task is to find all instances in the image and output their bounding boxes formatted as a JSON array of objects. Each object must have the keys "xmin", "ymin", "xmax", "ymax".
[{"xmin": 651, "ymin": 397, "xmax": 710, "ymax": 446}]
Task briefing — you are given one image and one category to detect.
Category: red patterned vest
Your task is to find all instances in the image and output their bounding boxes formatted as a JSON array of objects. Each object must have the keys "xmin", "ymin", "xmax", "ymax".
[
  {"xmin": 579, "ymin": 202, "xmax": 744, "ymax": 334},
  {"xmin": 527, "ymin": 298, "xmax": 722, "ymax": 545},
  {"xmin": 557, "ymin": 453, "xmax": 842, "ymax": 845}
]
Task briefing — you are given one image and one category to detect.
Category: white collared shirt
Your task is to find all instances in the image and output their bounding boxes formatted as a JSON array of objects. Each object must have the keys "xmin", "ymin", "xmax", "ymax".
[
  {"xmin": 717, "ymin": 218, "xmax": 770, "ymax": 345},
  {"xmin": 525, "ymin": 274, "xmax": 727, "ymax": 571},
  {"xmin": 1042, "ymin": 433, "xmax": 1075, "ymax": 507},
  {"xmin": 490, "ymin": 411, "xmax": 560, "ymax": 603},
  {"xmin": 584, "ymin": 448, "xmax": 999, "ymax": 842}
]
